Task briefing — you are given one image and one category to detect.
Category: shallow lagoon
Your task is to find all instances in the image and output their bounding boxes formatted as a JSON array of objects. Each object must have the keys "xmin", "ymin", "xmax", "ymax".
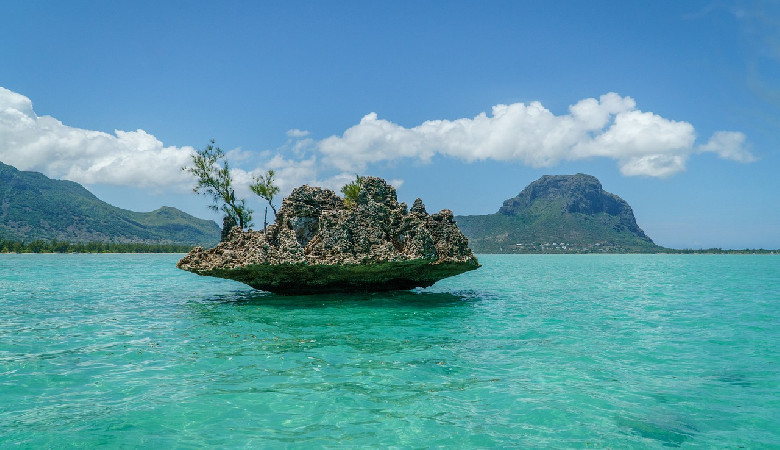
[{"xmin": 1, "ymin": 254, "xmax": 778, "ymax": 447}]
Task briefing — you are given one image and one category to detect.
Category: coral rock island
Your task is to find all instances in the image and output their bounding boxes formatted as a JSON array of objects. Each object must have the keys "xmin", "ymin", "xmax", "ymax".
[{"xmin": 177, "ymin": 177, "xmax": 480, "ymax": 294}]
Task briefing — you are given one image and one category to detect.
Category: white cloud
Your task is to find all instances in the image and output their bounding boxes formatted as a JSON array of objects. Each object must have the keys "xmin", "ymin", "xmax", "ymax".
[
  {"xmin": 0, "ymin": 86, "xmax": 194, "ymax": 190},
  {"xmin": 286, "ymin": 128, "xmax": 310, "ymax": 138},
  {"xmin": 572, "ymin": 110, "xmax": 695, "ymax": 158},
  {"xmin": 698, "ymin": 131, "xmax": 755, "ymax": 163},
  {"xmin": 318, "ymin": 112, "xmax": 438, "ymax": 170},
  {"xmin": 0, "ymin": 86, "xmax": 756, "ymax": 199},
  {"xmin": 262, "ymin": 155, "xmax": 319, "ymax": 193},
  {"xmin": 316, "ymin": 92, "xmax": 754, "ymax": 177},
  {"xmin": 0, "ymin": 87, "xmax": 357, "ymax": 200},
  {"xmin": 617, "ymin": 154, "xmax": 687, "ymax": 178},
  {"xmin": 229, "ymin": 155, "xmax": 322, "ymax": 200}
]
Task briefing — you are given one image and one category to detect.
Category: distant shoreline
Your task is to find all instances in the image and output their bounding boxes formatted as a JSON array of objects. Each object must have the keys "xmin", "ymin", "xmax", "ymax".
[
  {"xmin": 1, "ymin": 238, "xmax": 776, "ymax": 255},
  {"xmin": 0, "ymin": 239, "xmax": 196, "ymax": 254},
  {"xmin": 1, "ymin": 245, "xmax": 776, "ymax": 256},
  {"xmin": 479, "ymin": 250, "xmax": 778, "ymax": 255},
  {"xmin": 476, "ymin": 248, "xmax": 778, "ymax": 255}
]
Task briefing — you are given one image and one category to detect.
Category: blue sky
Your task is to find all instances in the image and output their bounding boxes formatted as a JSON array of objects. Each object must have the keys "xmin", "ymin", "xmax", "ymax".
[{"xmin": 1, "ymin": 1, "xmax": 778, "ymax": 249}]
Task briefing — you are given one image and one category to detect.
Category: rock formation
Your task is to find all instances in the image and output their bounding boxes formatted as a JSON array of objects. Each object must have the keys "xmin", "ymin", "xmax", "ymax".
[
  {"xmin": 497, "ymin": 173, "xmax": 649, "ymax": 238},
  {"xmin": 177, "ymin": 177, "xmax": 480, "ymax": 294},
  {"xmin": 456, "ymin": 173, "xmax": 662, "ymax": 253}
]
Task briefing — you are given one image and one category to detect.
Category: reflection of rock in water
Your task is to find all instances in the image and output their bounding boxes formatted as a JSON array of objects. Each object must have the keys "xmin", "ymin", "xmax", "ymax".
[
  {"xmin": 203, "ymin": 290, "xmax": 477, "ymax": 309},
  {"xmin": 178, "ymin": 177, "xmax": 480, "ymax": 294}
]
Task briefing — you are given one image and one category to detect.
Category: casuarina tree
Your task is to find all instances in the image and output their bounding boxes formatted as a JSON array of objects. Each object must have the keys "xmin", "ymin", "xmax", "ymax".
[
  {"xmin": 250, "ymin": 169, "xmax": 280, "ymax": 231},
  {"xmin": 183, "ymin": 140, "xmax": 252, "ymax": 236}
]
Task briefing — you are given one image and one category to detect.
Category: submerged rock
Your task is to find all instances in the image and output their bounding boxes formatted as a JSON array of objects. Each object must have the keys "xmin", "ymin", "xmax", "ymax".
[{"xmin": 177, "ymin": 177, "xmax": 480, "ymax": 294}]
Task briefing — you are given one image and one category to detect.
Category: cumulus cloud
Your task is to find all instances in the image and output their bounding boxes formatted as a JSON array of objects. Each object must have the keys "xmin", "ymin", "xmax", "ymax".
[
  {"xmin": 0, "ymin": 87, "xmax": 194, "ymax": 190},
  {"xmin": 0, "ymin": 86, "xmax": 337, "ymax": 198},
  {"xmin": 0, "ymin": 86, "xmax": 755, "ymax": 199},
  {"xmin": 317, "ymin": 92, "xmax": 754, "ymax": 177}
]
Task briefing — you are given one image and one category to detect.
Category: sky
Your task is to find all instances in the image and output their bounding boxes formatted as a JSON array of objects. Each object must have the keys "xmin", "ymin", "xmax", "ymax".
[{"xmin": 1, "ymin": 1, "xmax": 778, "ymax": 249}]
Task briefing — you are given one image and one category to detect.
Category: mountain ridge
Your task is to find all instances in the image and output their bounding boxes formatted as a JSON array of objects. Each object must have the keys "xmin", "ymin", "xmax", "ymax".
[
  {"xmin": 456, "ymin": 173, "xmax": 663, "ymax": 253},
  {"xmin": 0, "ymin": 161, "xmax": 220, "ymax": 246}
]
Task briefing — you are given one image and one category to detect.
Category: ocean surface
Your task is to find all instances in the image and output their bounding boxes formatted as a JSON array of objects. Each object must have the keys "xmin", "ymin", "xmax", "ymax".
[{"xmin": 0, "ymin": 254, "xmax": 777, "ymax": 448}]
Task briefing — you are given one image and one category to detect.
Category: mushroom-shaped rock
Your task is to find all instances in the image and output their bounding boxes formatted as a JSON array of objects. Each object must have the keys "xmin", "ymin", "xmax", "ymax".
[{"xmin": 177, "ymin": 177, "xmax": 480, "ymax": 294}]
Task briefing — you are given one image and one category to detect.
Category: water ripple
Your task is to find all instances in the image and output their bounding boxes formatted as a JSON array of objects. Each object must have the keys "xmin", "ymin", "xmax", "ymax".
[{"xmin": 0, "ymin": 253, "xmax": 778, "ymax": 447}]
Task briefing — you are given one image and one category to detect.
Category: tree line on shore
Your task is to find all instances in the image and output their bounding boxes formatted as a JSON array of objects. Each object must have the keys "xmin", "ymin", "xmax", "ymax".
[
  {"xmin": 1, "ymin": 238, "xmax": 774, "ymax": 255},
  {"xmin": 667, "ymin": 248, "xmax": 777, "ymax": 254},
  {"xmin": 0, "ymin": 239, "xmax": 193, "ymax": 254}
]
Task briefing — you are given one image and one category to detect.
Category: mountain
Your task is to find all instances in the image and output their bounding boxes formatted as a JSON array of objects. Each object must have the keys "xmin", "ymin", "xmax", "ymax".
[
  {"xmin": 0, "ymin": 161, "xmax": 220, "ymax": 246},
  {"xmin": 455, "ymin": 174, "xmax": 664, "ymax": 253}
]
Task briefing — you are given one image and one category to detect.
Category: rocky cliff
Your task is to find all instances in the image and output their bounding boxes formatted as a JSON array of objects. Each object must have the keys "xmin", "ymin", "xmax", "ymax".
[
  {"xmin": 177, "ymin": 177, "xmax": 480, "ymax": 294},
  {"xmin": 457, "ymin": 174, "xmax": 662, "ymax": 253},
  {"xmin": 497, "ymin": 174, "xmax": 649, "ymax": 238}
]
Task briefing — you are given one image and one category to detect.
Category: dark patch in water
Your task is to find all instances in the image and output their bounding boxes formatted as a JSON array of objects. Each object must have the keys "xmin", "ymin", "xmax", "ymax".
[
  {"xmin": 714, "ymin": 373, "xmax": 753, "ymax": 387},
  {"xmin": 616, "ymin": 415, "xmax": 696, "ymax": 447},
  {"xmin": 198, "ymin": 289, "xmax": 483, "ymax": 309}
]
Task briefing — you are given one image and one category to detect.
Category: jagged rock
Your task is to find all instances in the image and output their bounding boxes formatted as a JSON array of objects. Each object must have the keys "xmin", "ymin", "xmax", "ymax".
[{"xmin": 177, "ymin": 177, "xmax": 480, "ymax": 294}]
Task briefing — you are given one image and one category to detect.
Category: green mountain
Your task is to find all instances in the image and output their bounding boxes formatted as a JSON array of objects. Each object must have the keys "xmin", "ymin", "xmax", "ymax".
[
  {"xmin": 456, "ymin": 174, "xmax": 664, "ymax": 253},
  {"xmin": 0, "ymin": 161, "xmax": 220, "ymax": 246}
]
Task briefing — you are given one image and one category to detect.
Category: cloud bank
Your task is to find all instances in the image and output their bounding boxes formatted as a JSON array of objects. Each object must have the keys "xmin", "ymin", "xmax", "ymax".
[
  {"xmin": 0, "ymin": 87, "xmax": 194, "ymax": 190},
  {"xmin": 318, "ymin": 92, "xmax": 754, "ymax": 177},
  {"xmin": 0, "ymin": 87, "xmax": 755, "ymax": 196}
]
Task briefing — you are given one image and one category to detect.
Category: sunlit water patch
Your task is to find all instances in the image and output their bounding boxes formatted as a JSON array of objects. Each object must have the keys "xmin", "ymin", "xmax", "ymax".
[{"xmin": 1, "ymin": 254, "xmax": 778, "ymax": 447}]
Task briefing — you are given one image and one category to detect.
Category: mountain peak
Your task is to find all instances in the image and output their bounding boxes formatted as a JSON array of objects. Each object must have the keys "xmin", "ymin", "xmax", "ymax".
[
  {"xmin": 499, "ymin": 173, "xmax": 609, "ymax": 215},
  {"xmin": 498, "ymin": 174, "xmax": 647, "ymax": 235},
  {"xmin": 456, "ymin": 173, "xmax": 660, "ymax": 253}
]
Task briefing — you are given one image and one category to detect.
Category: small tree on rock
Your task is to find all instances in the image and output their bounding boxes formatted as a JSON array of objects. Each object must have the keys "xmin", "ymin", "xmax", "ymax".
[
  {"xmin": 184, "ymin": 139, "xmax": 252, "ymax": 236},
  {"xmin": 341, "ymin": 174, "xmax": 364, "ymax": 208},
  {"xmin": 250, "ymin": 169, "xmax": 280, "ymax": 230}
]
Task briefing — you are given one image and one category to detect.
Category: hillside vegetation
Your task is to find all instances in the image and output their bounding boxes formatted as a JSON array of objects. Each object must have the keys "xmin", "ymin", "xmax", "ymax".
[
  {"xmin": 456, "ymin": 174, "xmax": 664, "ymax": 253},
  {"xmin": 0, "ymin": 161, "xmax": 220, "ymax": 246}
]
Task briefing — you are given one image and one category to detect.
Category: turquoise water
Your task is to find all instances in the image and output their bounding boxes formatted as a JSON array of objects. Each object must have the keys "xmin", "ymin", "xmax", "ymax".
[{"xmin": 1, "ymin": 254, "xmax": 778, "ymax": 448}]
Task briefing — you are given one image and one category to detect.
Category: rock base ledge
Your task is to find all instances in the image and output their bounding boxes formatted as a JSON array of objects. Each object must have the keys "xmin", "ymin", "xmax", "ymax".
[{"xmin": 193, "ymin": 259, "xmax": 479, "ymax": 295}]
